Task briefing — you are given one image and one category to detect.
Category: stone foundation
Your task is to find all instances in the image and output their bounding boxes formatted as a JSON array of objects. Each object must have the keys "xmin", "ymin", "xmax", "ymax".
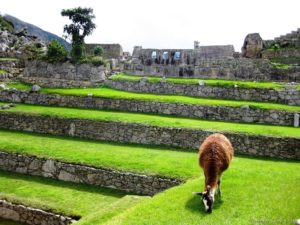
[
  {"xmin": 105, "ymin": 79, "xmax": 300, "ymax": 106},
  {"xmin": 0, "ymin": 151, "xmax": 182, "ymax": 196},
  {"xmin": 0, "ymin": 90, "xmax": 298, "ymax": 126},
  {"xmin": 0, "ymin": 113, "xmax": 299, "ymax": 159},
  {"xmin": 0, "ymin": 199, "xmax": 76, "ymax": 225}
]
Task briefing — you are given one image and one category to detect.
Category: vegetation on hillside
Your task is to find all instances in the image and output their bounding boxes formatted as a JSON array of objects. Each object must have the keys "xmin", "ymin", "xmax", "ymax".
[{"xmin": 0, "ymin": 15, "xmax": 14, "ymax": 32}]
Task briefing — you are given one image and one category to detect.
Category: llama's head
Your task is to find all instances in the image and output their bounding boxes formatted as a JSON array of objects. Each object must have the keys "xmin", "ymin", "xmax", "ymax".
[{"xmin": 193, "ymin": 185, "xmax": 214, "ymax": 213}]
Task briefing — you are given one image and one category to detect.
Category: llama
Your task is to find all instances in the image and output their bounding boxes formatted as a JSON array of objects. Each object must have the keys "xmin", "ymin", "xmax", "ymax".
[{"xmin": 193, "ymin": 133, "xmax": 233, "ymax": 213}]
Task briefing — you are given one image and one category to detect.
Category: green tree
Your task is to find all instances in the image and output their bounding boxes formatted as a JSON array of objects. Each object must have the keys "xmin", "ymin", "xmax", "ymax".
[
  {"xmin": 61, "ymin": 7, "xmax": 96, "ymax": 62},
  {"xmin": 94, "ymin": 46, "xmax": 103, "ymax": 56},
  {"xmin": 46, "ymin": 39, "xmax": 68, "ymax": 63}
]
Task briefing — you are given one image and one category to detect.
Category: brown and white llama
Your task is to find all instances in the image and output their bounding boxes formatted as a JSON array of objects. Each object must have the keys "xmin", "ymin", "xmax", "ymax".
[{"xmin": 193, "ymin": 133, "xmax": 234, "ymax": 213}]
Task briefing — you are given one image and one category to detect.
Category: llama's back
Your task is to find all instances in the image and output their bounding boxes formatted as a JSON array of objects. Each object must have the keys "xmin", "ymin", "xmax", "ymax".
[{"xmin": 199, "ymin": 133, "xmax": 233, "ymax": 171}]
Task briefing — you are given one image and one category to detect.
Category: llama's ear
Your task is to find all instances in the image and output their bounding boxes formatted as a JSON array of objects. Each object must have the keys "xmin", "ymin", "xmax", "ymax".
[{"xmin": 192, "ymin": 192, "xmax": 203, "ymax": 196}]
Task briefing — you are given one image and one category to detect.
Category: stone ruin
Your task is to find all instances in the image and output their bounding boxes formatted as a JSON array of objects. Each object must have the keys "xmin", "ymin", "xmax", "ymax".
[{"xmin": 123, "ymin": 43, "xmax": 277, "ymax": 80}]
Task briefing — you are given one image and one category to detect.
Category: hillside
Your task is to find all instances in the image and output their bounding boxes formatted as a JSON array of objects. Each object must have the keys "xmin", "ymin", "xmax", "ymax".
[{"xmin": 3, "ymin": 14, "xmax": 71, "ymax": 51}]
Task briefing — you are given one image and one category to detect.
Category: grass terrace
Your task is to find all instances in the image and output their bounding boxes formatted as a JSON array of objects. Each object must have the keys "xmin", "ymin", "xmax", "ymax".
[
  {"xmin": 0, "ymin": 129, "xmax": 198, "ymax": 179},
  {"xmin": 5, "ymin": 82, "xmax": 300, "ymax": 112},
  {"xmin": 0, "ymin": 171, "xmax": 146, "ymax": 225},
  {"xmin": 0, "ymin": 131, "xmax": 299, "ymax": 224},
  {"xmin": 110, "ymin": 73, "xmax": 299, "ymax": 89},
  {"xmin": 0, "ymin": 102, "xmax": 300, "ymax": 138}
]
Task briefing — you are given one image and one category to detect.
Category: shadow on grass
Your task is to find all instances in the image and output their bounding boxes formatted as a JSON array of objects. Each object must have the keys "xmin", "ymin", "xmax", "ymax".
[
  {"xmin": 0, "ymin": 170, "xmax": 126, "ymax": 198},
  {"xmin": 185, "ymin": 194, "xmax": 224, "ymax": 215}
]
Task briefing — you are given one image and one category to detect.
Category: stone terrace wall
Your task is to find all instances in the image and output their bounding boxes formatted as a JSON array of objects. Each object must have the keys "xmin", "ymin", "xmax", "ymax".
[
  {"xmin": 0, "ymin": 199, "xmax": 75, "ymax": 225},
  {"xmin": 0, "ymin": 151, "xmax": 182, "ymax": 196},
  {"xmin": 125, "ymin": 58, "xmax": 280, "ymax": 81},
  {"xmin": 105, "ymin": 79, "xmax": 300, "ymax": 106},
  {"xmin": 0, "ymin": 113, "xmax": 299, "ymax": 159},
  {"xmin": 0, "ymin": 90, "xmax": 299, "ymax": 126},
  {"xmin": 0, "ymin": 59, "xmax": 24, "ymax": 79},
  {"xmin": 21, "ymin": 60, "xmax": 108, "ymax": 87},
  {"xmin": 18, "ymin": 77, "xmax": 102, "ymax": 88}
]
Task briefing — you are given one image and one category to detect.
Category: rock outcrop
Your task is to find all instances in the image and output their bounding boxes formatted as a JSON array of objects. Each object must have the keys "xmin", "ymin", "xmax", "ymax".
[{"xmin": 241, "ymin": 33, "xmax": 263, "ymax": 58}]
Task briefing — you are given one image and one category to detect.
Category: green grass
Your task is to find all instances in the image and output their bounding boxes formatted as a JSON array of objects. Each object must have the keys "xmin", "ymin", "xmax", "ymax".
[
  {"xmin": 0, "ymin": 69, "xmax": 7, "ymax": 75},
  {"xmin": 5, "ymin": 81, "xmax": 300, "ymax": 112},
  {"xmin": 0, "ymin": 171, "xmax": 146, "ymax": 225},
  {"xmin": 0, "ymin": 58, "xmax": 18, "ymax": 61},
  {"xmin": 271, "ymin": 62, "xmax": 291, "ymax": 69},
  {"xmin": 111, "ymin": 73, "xmax": 287, "ymax": 89},
  {"xmin": 0, "ymin": 102, "xmax": 299, "ymax": 138},
  {"xmin": 107, "ymin": 157, "xmax": 300, "ymax": 225},
  {"xmin": 0, "ymin": 129, "xmax": 198, "ymax": 179},
  {"xmin": 0, "ymin": 219, "xmax": 26, "ymax": 225}
]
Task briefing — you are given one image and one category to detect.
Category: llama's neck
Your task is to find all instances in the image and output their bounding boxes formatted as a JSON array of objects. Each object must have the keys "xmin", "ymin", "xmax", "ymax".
[{"xmin": 205, "ymin": 163, "xmax": 220, "ymax": 190}]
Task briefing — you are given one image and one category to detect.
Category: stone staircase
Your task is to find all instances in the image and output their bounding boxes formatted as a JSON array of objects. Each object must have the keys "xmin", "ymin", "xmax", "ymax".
[{"xmin": 273, "ymin": 28, "xmax": 300, "ymax": 47}]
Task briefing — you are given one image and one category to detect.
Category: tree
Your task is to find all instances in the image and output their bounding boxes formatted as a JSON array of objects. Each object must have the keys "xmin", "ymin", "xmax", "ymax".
[
  {"xmin": 93, "ymin": 46, "xmax": 103, "ymax": 56},
  {"xmin": 46, "ymin": 39, "xmax": 68, "ymax": 63},
  {"xmin": 61, "ymin": 7, "xmax": 96, "ymax": 62}
]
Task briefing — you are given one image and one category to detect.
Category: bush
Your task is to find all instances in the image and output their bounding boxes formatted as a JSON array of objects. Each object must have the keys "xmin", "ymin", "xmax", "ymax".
[
  {"xmin": 93, "ymin": 46, "xmax": 103, "ymax": 56},
  {"xmin": 78, "ymin": 56, "xmax": 107, "ymax": 66},
  {"xmin": 23, "ymin": 42, "xmax": 45, "ymax": 60},
  {"xmin": 46, "ymin": 39, "xmax": 68, "ymax": 63}
]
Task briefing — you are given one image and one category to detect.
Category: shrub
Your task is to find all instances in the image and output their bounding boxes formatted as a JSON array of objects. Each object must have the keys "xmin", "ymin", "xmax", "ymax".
[
  {"xmin": 94, "ymin": 46, "xmax": 103, "ymax": 56},
  {"xmin": 23, "ymin": 42, "xmax": 45, "ymax": 60},
  {"xmin": 46, "ymin": 39, "xmax": 68, "ymax": 63},
  {"xmin": 78, "ymin": 56, "xmax": 107, "ymax": 66}
]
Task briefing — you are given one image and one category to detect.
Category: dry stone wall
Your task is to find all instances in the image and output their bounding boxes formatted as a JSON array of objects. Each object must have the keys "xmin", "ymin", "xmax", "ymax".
[
  {"xmin": 0, "ymin": 90, "xmax": 299, "ymax": 126},
  {"xmin": 0, "ymin": 113, "xmax": 299, "ymax": 160},
  {"xmin": 105, "ymin": 79, "xmax": 300, "ymax": 105},
  {"xmin": 0, "ymin": 199, "xmax": 75, "ymax": 225},
  {"xmin": 21, "ymin": 60, "xmax": 108, "ymax": 87},
  {"xmin": 0, "ymin": 151, "xmax": 182, "ymax": 196}
]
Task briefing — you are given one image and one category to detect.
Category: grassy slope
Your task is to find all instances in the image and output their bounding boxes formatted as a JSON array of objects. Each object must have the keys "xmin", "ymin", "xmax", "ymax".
[
  {"xmin": 0, "ymin": 102, "xmax": 299, "ymax": 138},
  {"xmin": 107, "ymin": 157, "xmax": 300, "ymax": 225},
  {"xmin": 5, "ymin": 82, "xmax": 300, "ymax": 112},
  {"xmin": 111, "ymin": 73, "xmax": 287, "ymax": 89},
  {"xmin": 0, "ymin": 129, "xmax": 198, "ymax": 179},
  {"xmin": 0, "ymin": 171, "xmax": 145, "ymax": 225}
]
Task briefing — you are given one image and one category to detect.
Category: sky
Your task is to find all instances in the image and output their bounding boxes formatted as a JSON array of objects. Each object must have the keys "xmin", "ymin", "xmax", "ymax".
[{"xmin": 1, "ymin": 0, "xmax": 300, "ymax": 53}]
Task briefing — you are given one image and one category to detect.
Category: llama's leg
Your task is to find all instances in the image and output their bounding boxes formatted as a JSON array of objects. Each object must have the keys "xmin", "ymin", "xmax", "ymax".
[{"xmin": 217, "ymin": 178, "xmax": 221, "ymax": 197}]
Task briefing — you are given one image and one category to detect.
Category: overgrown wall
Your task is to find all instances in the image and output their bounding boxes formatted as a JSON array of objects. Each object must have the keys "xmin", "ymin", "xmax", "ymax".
[
  {"xmin": 0, "ymin": 151, "xmax": 182, "ymax": 196},
  {"xmin": 0, "ymin": 199, "xmax": 75, "ymax": 225},
  {"xmin": 0, "ymin": 90, "xmax": 299, "ymax": 126},
  {"xmin": 0, "ymin": 113, "xmax": 299, "ymax": 160}
]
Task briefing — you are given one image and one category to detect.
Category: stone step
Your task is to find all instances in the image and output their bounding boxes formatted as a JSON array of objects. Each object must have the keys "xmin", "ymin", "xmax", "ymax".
[{"xmin": 0, "ymin": 151, "xmax": 182, "ymax": 196}]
